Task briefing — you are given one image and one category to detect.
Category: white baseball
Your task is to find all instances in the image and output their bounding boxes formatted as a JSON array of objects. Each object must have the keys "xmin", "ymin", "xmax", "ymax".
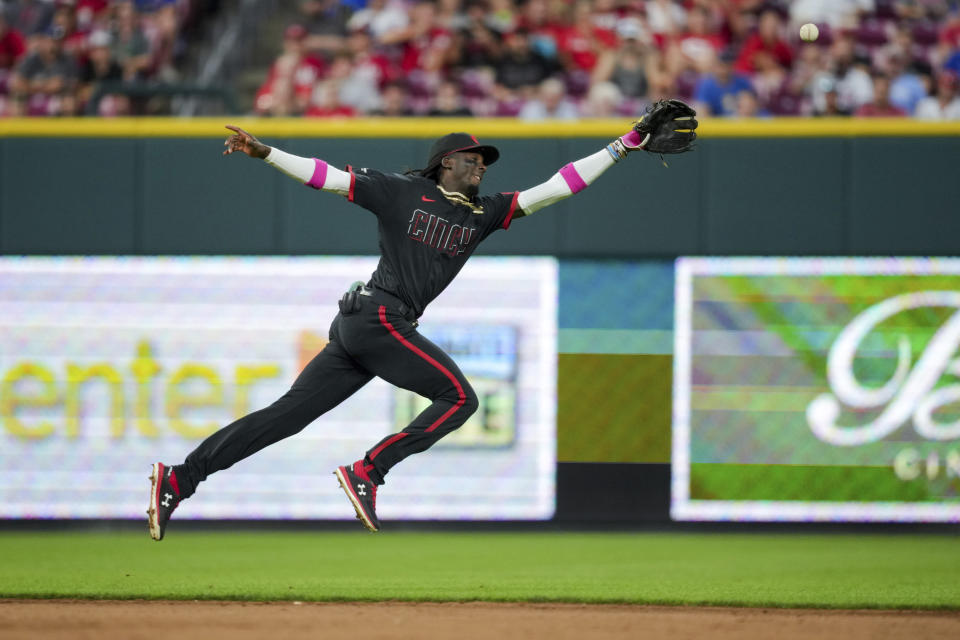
[{"xmin": 800, "ymin": 23, "xmax": 819, "ymax": 42}]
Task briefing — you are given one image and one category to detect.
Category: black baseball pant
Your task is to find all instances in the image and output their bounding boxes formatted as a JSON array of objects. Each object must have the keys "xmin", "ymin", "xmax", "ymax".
[{"xmin": 175, "ymin": 290, "xmax": 478, "ymax": 499}]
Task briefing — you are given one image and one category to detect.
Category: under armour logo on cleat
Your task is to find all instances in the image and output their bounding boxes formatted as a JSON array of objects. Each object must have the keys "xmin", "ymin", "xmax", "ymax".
[
  {"xmin": 161, "ymin": 493, "xmax": 173, "ymax": 507},
  {"xmin": 357, "ymin": 484, "xmax": 366, "ymax": 496}
]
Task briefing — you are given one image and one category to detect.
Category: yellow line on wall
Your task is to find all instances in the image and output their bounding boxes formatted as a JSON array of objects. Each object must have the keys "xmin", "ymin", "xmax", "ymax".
[{"xmin": 1, "ymin": 117, "xmax": 958, "ymax": 138}]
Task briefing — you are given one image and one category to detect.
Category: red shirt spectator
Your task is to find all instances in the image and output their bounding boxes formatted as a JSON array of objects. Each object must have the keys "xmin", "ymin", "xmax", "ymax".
[
  {"xmin": 400, "ymin": 27, "xmax": 454, "ymax": 73},
  {"xmin": 675, "ymin": 6, "xmax": 725, "ymax": 72},
  {"xmin": 50, "ymin": 6, "xmax": 88, "ymax": 62},
  {"xmin": 379, "ymin": 1, "xmax": 454, "ymax": 73},
  {"xmin": 735, "ymin": 9, "xmax": 794, "ymax": 73},
  {"xmin": 254, "ymin": 25, "xmax": 325, "ymax": 116},
  {"xmin": 0, "ymin": 17, "xmax": 27, "ymax": 70},
  {"xmin": 347, "ymin": 28, "xmax": 399, "ymax": 89},
  {"xmin": 557, "ymin": 2, "xmax": 617, "ymax": 72},
  {"xmin": 304, "ymin": 79, "xmax": 357, "ymax": 117},
  {"xmin": 516, "ymin": 0, "xmax": 565, "ymax": 63}
]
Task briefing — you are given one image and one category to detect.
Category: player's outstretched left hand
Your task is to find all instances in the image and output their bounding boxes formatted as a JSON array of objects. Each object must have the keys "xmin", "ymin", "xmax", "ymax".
[{"xmin": 223, "ymin": 125, "xmax": 270, "ymax": 159}]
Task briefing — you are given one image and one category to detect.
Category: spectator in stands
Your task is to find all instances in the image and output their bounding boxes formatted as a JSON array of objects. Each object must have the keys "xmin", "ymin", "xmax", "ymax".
[
  {"xmin": 390, "ymin": 0, "xmax": 455, "ymax": 75},
  {"xmin": 936, "ymin": 8, "xmax": 960, "ymax": 68},
  {"xmin": 301, "ymin": 0, "xmax": 353, "ymax": 60},
  {"xmin": 142, "ymin": 1, "xmax": 182, "ymax": 82},
  {"xmin": 556, "ymin": 0, "xmax": 616, "ymax": 74},
  {"xmin": 345, "ymin": 26, "xmax": 398, "ymax": 93},
  {"xmin": 588, "ymin": 0, "xmax": 619, "ymax": 37},
  {"xmin": 254, "ymin": 24, "xmax": 324, "ymax": 116},
  {"xmin": 516, "ymin": 0, "xmax": 563, "ymax": 64},
  {"xmin": 435, "ymin": 0, "xmax": 470, "ymax": 32},
  {"xmin": 49, "ymin": 4, "xmax": 86, "ymax": 60},
  {"xmin": 485, "ymin": 0, "xmax": 517, "ymax": 35},
  {"xmin": 452, "ymin": 3, "xmax": 500, "ymax": 68},
  {"xmin": 646, "ymin": 0, "xmax": 687, "ymax": 41},
  {"xmin": 111, "ymin": 1, "xmax": 151, "ymax": 82},
  {"xmin": 914, "ymin": 70, "xmax": 960, "ymax": 119},
  {"xmin": 370, "ymin": 80, "xmax": 413, "ymax": 116},
  {"xmin": 77, "ymin": 29, "xmax": 125, "ymax": 115},
  {"xmin": 305, "ymin": 78, "xmax": 356, "ymax": 117},
  {"xmin": 0, "ymin": 13, "xmax": 26, "ymax": 74},
  {"xmin": 877, "ymin": 23, "xmax": 924, "ymax": 71},
  {"xmin": 944, "ymin": 47, "xmax": 960, "ymax": 78},
  {"xmin": 8, "ymin": 26, "xmax": 77, "ymax": 115},
  {"xmin": 750, "ymin": 49, "xmax": 788, "ymax": 109},
  {"xmin": 890, "ymin": 0, "xmax": 947, "ymax": 21},
  {"xmin": 693, "ymin": 50, "xmax": 754, "ymax": 116},
  {"xmin": 719, "ymin": 5, "xmax": 755, "ymax": 56},
  {"xmin": 495, "ymin": 28, "xmax": 554, "ymax": 97},
  {"xmin": 828, "ymin": 33, "xmax": 874, "ymax": 112},
  {"xmin": 75, "ymin": 0, "xmax": 111, "ymax": 33},
  {"xmin": 427, "ymin": 78, "xmax": 472, "ymax": 116},
  {"xmin": 349, "ymin": 0, "xmax": 410, "ymax": 44},
  {"xmin": 669, "ymin": 5, "xmax": 725, "ymax": 75},
  {"xmin": 581, "ymin": 80, "xmax": 622, "ymax": 117},
  {"xmin": 855, "ymin": 72, "xmax": 907, "ymax": 116},
  {"xmin": 887, "ymin": 54, "xmax": 931, "ymax": 115},
  {"xmin": 811, "ymin": 75, "xmax": 852, "ymax": 116},
  {"xmin": 332, "ymin": 48, "xmax": 382, "ymax": 114},
  {"xmin": 788, "ymin": 38, "xmax": 825, "ymax": 111},
  {"xmin": 491, "ymin": 80, "xmax": 525, "ymax": 116},
  {"xmin": 735, "ymin": 8, "xmax": 794, "ymax": 73},
  {"xmin": 518, "ymin": 75, "xmax": 578, "ymax": 120},
  {"xmin": 0, "ymin": 13, "xmax": 25, "ymax": 114},
  {"xmin": 592, "ymin": 17, "xmax": 656, "ymax": 101},
  {"xmin": 734, "ymin": 88, "xmax": 770, "ymax": 118},
  {"xmin": 7, "ymin": 0, "xmax": 55, "ymax": 37}
]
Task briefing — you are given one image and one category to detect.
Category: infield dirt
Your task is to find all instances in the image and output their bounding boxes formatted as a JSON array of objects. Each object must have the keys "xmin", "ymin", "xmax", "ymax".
[{"xmin": 2, "ymin": 600, "xmax": 959, "ymax": 640}]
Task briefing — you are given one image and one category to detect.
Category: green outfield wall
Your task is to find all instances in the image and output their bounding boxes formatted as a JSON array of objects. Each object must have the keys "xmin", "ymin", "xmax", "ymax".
[{"xmin": 1, "ymin": 118, "xmax": 958, "ymax": 257}]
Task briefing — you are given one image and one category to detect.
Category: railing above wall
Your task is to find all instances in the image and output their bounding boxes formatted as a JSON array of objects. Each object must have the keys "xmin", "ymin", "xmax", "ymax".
[{"xmin": 1, "ymin": 117, "xmax": 959, "ymax": 138}]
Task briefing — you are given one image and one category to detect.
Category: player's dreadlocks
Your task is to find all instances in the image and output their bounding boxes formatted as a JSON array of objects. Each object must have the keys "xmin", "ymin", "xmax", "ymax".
[{"xmin": 404, "ymin": 163, "xmax": 442, "ymax": 182}]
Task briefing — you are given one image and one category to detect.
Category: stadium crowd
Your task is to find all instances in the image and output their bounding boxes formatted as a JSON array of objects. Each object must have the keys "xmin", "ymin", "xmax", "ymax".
[
  {"xmin": 0, "ymin": 0, "xmax": 214, "ymax": 116},
  {"xmin": 254, "ymin": 0, "xmax": 960, "ymax": 119},
  {"xmin": 2, "ymin": 1, "xmax": 958, "ymax": 118}
]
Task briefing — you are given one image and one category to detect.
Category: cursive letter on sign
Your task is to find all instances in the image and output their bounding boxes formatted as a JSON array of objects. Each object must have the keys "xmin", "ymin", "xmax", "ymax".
[{"xmin": 806, "ymin": 291, "xmax": 960, "ymax": 446}]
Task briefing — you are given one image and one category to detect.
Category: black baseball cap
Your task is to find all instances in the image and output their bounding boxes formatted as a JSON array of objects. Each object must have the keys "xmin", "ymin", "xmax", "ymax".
[{"xmin": 426, "ymin": 132, "xmax": 500, "ymax": 171}]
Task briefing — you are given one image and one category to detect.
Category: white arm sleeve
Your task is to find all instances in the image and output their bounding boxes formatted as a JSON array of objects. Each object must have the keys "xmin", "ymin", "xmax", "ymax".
[
  {"xmin": 516, "ymin": 148, "xmax": 618, "ymax": 215},
  {"xmin": 264, "ymin": 147, "xmax": 351, "ymax": 195}
]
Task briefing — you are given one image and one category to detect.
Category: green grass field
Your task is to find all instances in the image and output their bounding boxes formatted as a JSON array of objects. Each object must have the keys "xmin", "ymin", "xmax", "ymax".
[{"xmin": 1, "ymin": 531, "xmax": 957, "ymax": 609}]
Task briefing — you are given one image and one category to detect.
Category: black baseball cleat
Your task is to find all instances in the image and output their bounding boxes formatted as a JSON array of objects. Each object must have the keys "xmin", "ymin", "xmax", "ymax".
[
  {"xmin": 334, "ymin": 461, "xmax": 380, "ymax": 532},
  {"xmin": 147, "ymin": 462, "xmax": 181, "ymax": 541}
]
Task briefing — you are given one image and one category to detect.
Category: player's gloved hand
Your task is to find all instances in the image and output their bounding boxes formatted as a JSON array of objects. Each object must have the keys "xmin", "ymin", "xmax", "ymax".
[
  {"xmin": 609, "ymin": 99, "xmax": 698, "ymax": 159},
  {"xmin": 223, "ymin": 125, "xmax": 271, "ymax": 159}
]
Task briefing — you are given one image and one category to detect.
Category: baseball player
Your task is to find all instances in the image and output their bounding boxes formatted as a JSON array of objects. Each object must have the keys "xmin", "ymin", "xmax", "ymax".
[{"xmin": 148, "ymin": 100, "xmax": 697, "ymax": 539}]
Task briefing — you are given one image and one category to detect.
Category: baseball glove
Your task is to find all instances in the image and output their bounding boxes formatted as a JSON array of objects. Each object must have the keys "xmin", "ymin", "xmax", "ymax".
[{"xmin": 630, "ymin": 99, "xmax": 698, "ymax": 154}]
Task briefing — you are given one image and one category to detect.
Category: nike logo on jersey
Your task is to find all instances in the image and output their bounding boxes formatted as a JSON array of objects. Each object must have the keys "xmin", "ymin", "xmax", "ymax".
[
  {"xmin": 407, "ymin": 209, "xmax": 476, "ymax": 256},
  {"xmin": 421, "ymin": 196, "xmax": 436, "ymax": 202}
]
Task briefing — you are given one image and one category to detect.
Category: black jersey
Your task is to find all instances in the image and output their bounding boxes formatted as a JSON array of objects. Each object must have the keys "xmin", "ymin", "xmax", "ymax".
[{"xmin": 346, "ymin": 167, "xmax": 519, "ymax": 318}]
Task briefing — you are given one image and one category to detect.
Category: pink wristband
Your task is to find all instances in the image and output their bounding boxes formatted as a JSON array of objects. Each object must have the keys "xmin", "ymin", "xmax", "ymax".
[
  {"xmin": 559, "ymin": 163, "xmax": 588, "ymax": 194},
  {"xmin": 306, "ymin": 158, "xmax": 329, "ymax": 190},
  {"xmin": 621, "ymin": 129, "xmax": 645, "ymax": 148}
]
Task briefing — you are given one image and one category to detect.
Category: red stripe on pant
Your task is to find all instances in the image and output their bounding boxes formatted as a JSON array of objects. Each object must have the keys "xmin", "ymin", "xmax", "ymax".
[{"xmin": 368, "ymin": 305, "xmax": 467, "ymax": 461}]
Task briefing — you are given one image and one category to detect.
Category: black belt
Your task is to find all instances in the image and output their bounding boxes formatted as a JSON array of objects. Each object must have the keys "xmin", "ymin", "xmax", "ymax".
[{"xmin": 357, "ymin": 286, "xmax": 418, "ymax": 325}]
